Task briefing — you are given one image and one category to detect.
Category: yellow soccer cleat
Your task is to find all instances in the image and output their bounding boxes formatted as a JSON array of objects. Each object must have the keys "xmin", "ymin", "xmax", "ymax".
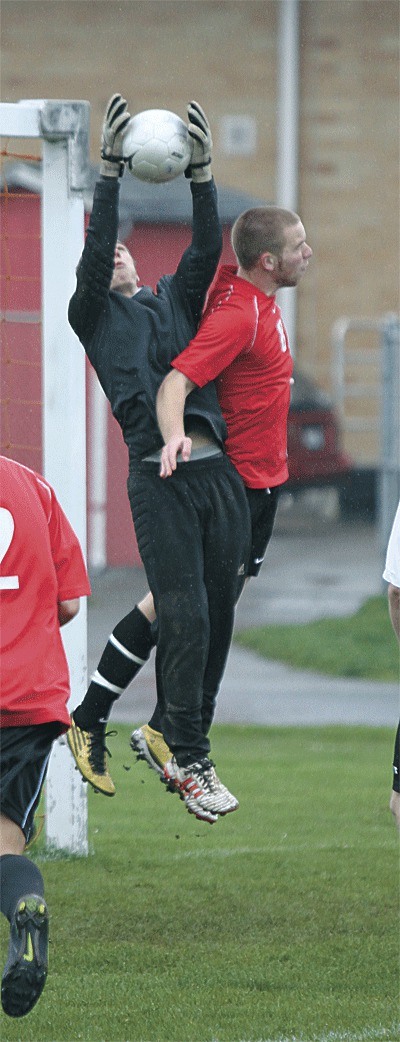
[
  {"xmin": 130, "ymin": 724, "xmax": 171, "ymax": 776},
  {"xmin": 67, "ymin": 719, "xmax": 116, "ymax": 796}
]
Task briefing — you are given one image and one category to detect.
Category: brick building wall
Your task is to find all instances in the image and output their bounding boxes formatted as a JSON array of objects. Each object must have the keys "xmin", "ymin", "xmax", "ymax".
[{"xmin": 1, "ymin": 0, "xmax": 399, "ymax": 462}]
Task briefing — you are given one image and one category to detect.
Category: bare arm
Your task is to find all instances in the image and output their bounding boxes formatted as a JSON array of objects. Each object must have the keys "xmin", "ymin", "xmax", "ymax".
[
  {"xmin": 388, "ymin": 584, "xmax": 400, "ymax": 643},
  {"xmin": 156, "ymin": 369, "xmax": 196, "ymax": 478},
  {"xmin": 58, "ymin": 598, "xmax": 80, "ymax": 627}
]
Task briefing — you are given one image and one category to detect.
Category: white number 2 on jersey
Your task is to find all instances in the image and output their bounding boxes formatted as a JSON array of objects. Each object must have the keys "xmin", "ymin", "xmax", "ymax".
[{"xmin": 0, "ymin": 508, "xmax": 20, "ymax": 589}]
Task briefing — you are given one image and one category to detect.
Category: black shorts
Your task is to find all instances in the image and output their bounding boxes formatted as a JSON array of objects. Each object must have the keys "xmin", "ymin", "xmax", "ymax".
[
  {"xmin": 0, "ymin": 723, "xmax": 60, "ymax": 843},
  {"xmin": 245, "ymin": 485, "xmax": 280, "ymax": 577}
]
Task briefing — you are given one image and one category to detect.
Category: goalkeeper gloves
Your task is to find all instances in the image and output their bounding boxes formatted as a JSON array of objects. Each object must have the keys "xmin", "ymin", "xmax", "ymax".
[
  {"xmin": 100, "ymin": 93, "xmax": 131, "ymax": 178},
  {"xmin": 185, "ymin": 100, "xmax": 212, "ymax": 183}
]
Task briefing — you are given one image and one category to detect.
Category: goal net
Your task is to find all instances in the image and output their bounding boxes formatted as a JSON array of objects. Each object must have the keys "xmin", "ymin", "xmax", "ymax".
[{"xmin": 0, "ymin": 100, "xmax": 90, "ymax": 854}]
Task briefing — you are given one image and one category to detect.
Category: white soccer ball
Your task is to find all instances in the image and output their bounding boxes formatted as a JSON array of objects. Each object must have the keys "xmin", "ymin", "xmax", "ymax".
[{"xmin": 124, "ymin": 109, "xmax": 193, "ymax": 183}]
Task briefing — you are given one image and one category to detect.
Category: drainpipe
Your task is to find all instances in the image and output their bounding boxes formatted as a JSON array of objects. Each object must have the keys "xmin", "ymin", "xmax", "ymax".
[{"xmin": 275, "ymin": 0, "xmax": 300, "ymax": 356}]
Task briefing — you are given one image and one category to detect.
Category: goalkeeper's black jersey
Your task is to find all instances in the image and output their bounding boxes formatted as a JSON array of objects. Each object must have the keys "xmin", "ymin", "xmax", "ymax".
[{"xmin": 68, "ymin": 175, "xmax": 226, "ymax": 462}]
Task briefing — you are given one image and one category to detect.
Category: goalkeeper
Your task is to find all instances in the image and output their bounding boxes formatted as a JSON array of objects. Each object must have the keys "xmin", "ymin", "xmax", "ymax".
[{"xmin": 68, "ymin": 93, "xmax": 250, "ymax": 824}]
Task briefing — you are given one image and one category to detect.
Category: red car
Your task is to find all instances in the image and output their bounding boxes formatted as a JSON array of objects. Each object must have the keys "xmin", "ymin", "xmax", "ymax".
[{"xmin": 286, "ymin": 366, "xmax": 353, "ymax": 494}]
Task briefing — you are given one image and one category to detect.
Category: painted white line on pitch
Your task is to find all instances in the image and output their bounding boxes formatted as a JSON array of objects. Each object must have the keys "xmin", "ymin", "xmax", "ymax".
[
  {"xmin": 172, "ymin": 838, "xmax": 396, "ymax": 861},
  {"xmin": 213, "ymin": 1026, "xmax": 399, "ymax": 1042}
]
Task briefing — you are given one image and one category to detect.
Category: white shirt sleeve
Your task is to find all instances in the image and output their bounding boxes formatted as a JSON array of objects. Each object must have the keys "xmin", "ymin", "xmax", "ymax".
[{"xmin": 383, "ymin": 500, "xmax": 400, "ymax": 587}]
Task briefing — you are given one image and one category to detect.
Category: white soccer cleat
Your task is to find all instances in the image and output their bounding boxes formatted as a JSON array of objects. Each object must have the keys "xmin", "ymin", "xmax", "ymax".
[{"xmin": 163, "ymin": 757, "xmax": 238, "ymax": 824}]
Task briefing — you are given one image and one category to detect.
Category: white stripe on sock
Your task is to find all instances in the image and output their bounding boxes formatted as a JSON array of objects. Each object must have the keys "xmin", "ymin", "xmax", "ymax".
[
  {"xmin": 91, "ymin": 669, "xmax": 124, "ymax": 695},
  {"xmin": 109, "ymin": 633, "xmax": 147, "ymax": 665}
]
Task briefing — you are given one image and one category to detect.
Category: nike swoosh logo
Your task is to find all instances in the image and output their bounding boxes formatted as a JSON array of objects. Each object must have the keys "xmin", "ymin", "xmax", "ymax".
[
  {"xmin": 254, "ymin": 557, "xmax": 265, "ymax": 565},
  {"xmin": 23, "ymin": 934, "xmax": 34, "ymax": 962}
]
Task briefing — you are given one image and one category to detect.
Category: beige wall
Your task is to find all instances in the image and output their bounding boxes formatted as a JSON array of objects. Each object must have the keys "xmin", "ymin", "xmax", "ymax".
[{"xmin": 1, "ymin": 0, "xmax": 399, "ymax": 459}]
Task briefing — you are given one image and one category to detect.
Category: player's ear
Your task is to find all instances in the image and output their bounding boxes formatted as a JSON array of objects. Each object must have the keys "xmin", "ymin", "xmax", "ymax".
[{"xmin": 260, "ymin": 252, "xmax": 275, "ymax": 272}]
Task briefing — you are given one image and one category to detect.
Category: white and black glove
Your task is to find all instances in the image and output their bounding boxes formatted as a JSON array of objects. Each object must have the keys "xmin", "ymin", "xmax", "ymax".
[
  {"xmin": 100, "ymin": 93, "xmax": 131, "ymax": 178},
  {"xmin": 185, "ymin": 100, "xmax": 212, "ymax": 183}
]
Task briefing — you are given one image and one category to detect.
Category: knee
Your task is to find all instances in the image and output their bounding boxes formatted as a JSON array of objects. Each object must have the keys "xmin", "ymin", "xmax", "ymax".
[{"xmin": 0, "ymin": 815, "xmax": 26, "ymax": 855}]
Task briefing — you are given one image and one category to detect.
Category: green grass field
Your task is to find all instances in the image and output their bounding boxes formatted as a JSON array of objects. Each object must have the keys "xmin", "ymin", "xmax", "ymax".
[
  {"xmin": 234, "ymin": 597, "xmax": 400, "ymax": 682},
  {"xmin": 1, "ymin": 725, "xmax": 398, "ymax": 1042}
]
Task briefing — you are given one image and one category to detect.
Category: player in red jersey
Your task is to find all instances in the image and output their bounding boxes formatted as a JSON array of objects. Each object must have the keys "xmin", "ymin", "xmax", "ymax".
[
  {"xmin": 67, "ymin": 205, "xmax": 312, "ymax": 807},
  {"xmin": 156, "ymin": 205, "xmax": 311, "ymax": 796},
  {"xmin": 0, "ymin": 456, "xmax": 90, "ymax": 1018},
  {"xmin": 159, "ymin": 211, "xmax": 302, "ymax": 488}
]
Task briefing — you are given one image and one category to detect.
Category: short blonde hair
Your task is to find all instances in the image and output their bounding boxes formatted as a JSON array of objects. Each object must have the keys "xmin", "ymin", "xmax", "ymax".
[{"xmin": 231, "ymin": 206, "xmax": 300, "ymax": 270}]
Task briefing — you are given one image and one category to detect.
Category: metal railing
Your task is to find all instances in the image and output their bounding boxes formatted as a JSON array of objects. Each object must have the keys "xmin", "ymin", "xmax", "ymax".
[{"xmin": 331, "ymin": 313, "xmax": 400, "ymax": 560}]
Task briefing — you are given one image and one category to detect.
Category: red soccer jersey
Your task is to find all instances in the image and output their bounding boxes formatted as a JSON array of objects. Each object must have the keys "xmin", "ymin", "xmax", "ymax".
[
  {"xmin": 0, "ymin": 457, "xmax": 91, "ymax": 730},
  {"xmin": 173, "ymin": 264, "xmax": 293, "ymax": 488}
]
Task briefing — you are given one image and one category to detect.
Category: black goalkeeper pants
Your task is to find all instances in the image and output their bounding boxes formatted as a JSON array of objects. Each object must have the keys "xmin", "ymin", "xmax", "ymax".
[{"xmin": 128, "ymin": 453, "xmax": 250, "ymax": 766}]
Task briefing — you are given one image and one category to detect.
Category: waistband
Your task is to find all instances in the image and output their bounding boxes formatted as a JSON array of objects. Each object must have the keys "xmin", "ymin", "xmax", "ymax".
[
  {"xmin": 132, "ymin": 450, "xmax": 231, "ymax": 476},
  {"xmin": 142, "ymin": 444, "xmax": 223, "ymax": 463}
]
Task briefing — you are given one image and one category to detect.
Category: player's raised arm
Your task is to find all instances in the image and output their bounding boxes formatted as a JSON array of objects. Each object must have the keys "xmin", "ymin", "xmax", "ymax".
[
  {"xmin": 174, "ymin": 101, "xmax": 222, "ymax": 326},
  {"xmin": 68, "ymin": 92, "xmax": 131, "ymax": 341},
  {"xmin": 156, "ymin": 369, "xmax": 196, "ymax": 477}
]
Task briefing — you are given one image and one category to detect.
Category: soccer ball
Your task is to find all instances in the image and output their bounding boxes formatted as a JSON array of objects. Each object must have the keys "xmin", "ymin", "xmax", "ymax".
[{"xmin": 124, "ymin": 109, "xmax": 193, "ymax": 183}]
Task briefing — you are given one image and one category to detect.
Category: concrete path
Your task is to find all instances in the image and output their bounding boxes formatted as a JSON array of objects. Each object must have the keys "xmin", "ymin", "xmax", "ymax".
[{"xmin": 87, "ymin": 500, "xmax": 399, "ymax": 729}]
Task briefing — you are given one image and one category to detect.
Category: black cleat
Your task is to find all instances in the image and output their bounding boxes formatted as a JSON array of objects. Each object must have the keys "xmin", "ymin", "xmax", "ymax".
[{"xmin": 1, "ymin": 895, "xmax": 49, "ymax": 1018}]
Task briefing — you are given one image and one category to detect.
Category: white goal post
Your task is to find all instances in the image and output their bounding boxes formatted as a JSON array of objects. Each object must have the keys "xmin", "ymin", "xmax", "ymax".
[{"xmin": 0, "ymin": 100, "xmax": 90, "ymax": 854}]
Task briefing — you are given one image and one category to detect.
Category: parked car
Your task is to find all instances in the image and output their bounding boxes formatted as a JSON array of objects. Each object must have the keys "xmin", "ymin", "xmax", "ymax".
[{"xmin": 286, "ymin": 366, "xmax": 353, "ymax": 498}]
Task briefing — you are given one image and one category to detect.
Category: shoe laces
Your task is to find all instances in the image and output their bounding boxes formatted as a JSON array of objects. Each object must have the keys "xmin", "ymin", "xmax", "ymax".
[
  {"xmin": 186, "ymin": 757, "xmax": 217, "ymax": 787},
  {"xmin": 88, "ymin": 727, "xmax": 117, "ymax": 774}
]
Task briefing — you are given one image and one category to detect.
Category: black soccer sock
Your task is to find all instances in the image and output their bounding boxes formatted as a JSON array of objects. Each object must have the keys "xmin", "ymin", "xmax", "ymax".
[
  {"xmin": 0, "ymin": 855, "xmax": 45, "ymax": 922},
  {"xmin": 73, "ymin": 606, "xmax": 155, "ymax": 731}
]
